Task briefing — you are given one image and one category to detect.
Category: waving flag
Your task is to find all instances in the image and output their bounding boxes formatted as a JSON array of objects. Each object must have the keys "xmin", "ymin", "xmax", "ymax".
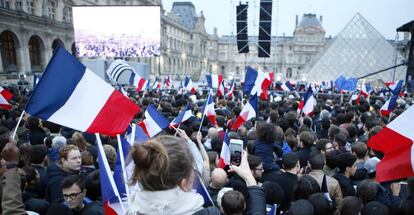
[
  {"xmin": 380, "ymin": 95, "xmax": 399, "ymax": 116},
  {"xmin": 218, "ymin": 80, "xmax": 227, "ymax": 97},
  {"xmin": 298, "ymin": 86, "xmax": 316, "ymax": 116},
  {"xmin": 0, "ymin": 87, "xmax": 13, "ymax": 110},
  {"xmin": 137, "ymin": 104, "xmax": 169, "ymax": 138},
  {"xmin": 33, "ymin": 74, "xmax": 41, "ymax": 90},
  {"xmin": 387, "ymin": 80, "xmax": 404, "ymax": 96},
  {"xmin": 106, "ymin": 59, "xmax": 136, "ymax": 85},
  {"xmin": 218, "ymin": 132, "xmax": 230, "ymax": 168},
  {"xmin": 133, "ymin": 74, "xmax": 150, "ymax": 92},
  {"xmin": 335, "ymin": 75, "xmax": 357, "ymax": 91},
  {"xmin": 226, "ymin": 80, "xmax": 236, "ymax": 98},
  {"xmin": 243, "ymin": 67, "xmax": 273, "ymax": 100},
  {"xmin": 267, "ymin": 204, "xmax": 277, "ymax": 215},
  {"xmin": 281, "ymin": 81, "xmax": 294, "ymax": 92},
  {"xmin": 25, "ymin": 47, "xmax": 140, "ymax": 136},
  {"xmin": 192, "ymin": 174, "xmax": 214, "ymax": 207},
  {"xmin": 232, "ymin": 94, "xmax": 257, "ymax": 131},
  {"xmin": 368, "ymin": 105, "xmax": 414, "ymax": 182},
  {"xmin": 184, "ymin": 76, "xmax": 197, "ymax": 94},
  {"xmin": 164, "ymin": 76, "xmax": 171, "ymax": 88},
  {"xmin": 201, "ymin": 93, "xmax": 217, "ymax": 125},
  {"xmin": 170, "ymin": 104, "xmax": 194, "ymax": 127},
  {"xmin": 97, "ymin": 137, "xmax": 126, "ymax": 215},
  {"xmin": 206, "ymin": 74, "xmax": 223, "ymax": 89},
  {"xmin": 152, "ymin": 79, "xmax": 161, "ymax": 89},
  {"xmin": 360, "ymin": 83, "xmax": 373, "ymax": 98}
]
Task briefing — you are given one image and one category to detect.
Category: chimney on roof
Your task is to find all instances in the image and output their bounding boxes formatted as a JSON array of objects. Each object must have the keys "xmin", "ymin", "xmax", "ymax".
[
  {"xmin": 320, "ymin": 15, "xmax": 323, "ymax": 23},
  {"xmin": 295, "ymin": 15, "xmax": 298, "ymax": 27}
]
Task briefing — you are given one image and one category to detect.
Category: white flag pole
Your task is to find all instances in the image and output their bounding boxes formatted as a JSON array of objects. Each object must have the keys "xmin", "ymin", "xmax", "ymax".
[{"xmin": 116, "ymin": 134, "xmax": 131, "ymax": 203}]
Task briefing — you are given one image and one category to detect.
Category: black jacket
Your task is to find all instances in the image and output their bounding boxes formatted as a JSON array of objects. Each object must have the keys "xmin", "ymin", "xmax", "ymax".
[
  {"xmin": 263, "ymin": 171, "xmax": 298, "ymax": 212},
  {"xmin": 46, "ymin": 162, "xmax": 79, "ymax": 203},
  {"xmin": 193, "ymin": 186, "xmax": 266, "ymax": 215},
  {"xmin": 333, "ymin": 173, "xmax": 356, "ymax": 197}
]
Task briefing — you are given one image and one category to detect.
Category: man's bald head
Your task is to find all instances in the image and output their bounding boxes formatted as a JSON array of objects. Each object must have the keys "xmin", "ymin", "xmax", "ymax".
[
  {"xmin": 208, "ymin": 127, "xmax": 218, "ymax": 138},
  {"xmin": 210, "ymin": 168, "xmax": 228, "ymax": 189}
]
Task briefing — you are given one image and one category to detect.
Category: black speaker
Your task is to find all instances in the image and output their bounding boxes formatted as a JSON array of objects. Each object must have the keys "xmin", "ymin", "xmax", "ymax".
[
  {"xmin": 258, "ymin": 0, "xmax": 272, "ymax": 57},
  {"xmin": 236, "ymin": 3, "xmax": 249, "ymax": 53}
]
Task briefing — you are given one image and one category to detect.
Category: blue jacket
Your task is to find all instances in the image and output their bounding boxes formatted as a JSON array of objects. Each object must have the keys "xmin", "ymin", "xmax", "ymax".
[{"xmin": 254, "ymin": 140, "xmax": 283, "ymax": 171}]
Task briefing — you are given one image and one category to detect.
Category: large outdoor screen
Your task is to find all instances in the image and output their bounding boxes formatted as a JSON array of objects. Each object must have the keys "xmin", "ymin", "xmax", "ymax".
[{"xmin": 72, "ymin": 6, "xmax": 160, "ymax": 58}]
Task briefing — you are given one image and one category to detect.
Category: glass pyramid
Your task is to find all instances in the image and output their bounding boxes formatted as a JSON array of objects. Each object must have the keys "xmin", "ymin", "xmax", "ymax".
[{"xmin": 305, "ymin": 13, "xmax": 406, "ymax": 82}]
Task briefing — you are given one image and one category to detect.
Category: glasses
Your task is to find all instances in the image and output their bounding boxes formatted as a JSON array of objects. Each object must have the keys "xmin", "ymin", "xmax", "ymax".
[{"xmin": 63, "ymin": 191, "xmax": 83, "ymax": 200}]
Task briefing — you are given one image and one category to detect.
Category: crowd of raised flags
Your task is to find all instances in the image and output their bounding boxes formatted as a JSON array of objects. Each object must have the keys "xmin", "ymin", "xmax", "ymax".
[{"xmin": 1, "ymin": 46, "xmax": 414, "ymax": 215}]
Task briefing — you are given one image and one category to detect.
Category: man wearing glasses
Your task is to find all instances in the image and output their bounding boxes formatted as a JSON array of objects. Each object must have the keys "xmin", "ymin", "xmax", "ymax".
[{"xmin": 58, "ymin": 175, "xmax": 103, "ymax": 215}]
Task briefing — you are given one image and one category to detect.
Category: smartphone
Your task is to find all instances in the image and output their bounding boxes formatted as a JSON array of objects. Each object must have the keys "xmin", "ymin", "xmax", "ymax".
[{"xmin": 229, "ymin": 139, "xmax": 243, "ymax": 166}]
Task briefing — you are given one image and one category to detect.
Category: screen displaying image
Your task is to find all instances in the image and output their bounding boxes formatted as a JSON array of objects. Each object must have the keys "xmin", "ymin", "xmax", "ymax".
[{"xmin": 72, "ymin": 6, "xmax": 160, "ymax": 58}]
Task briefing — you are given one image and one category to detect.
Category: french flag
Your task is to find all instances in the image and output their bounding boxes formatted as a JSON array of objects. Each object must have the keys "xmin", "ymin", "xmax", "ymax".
[
  {"xmin": 170, "ymin": 104, "xmax": 194, "ymax": 127},
  {"xmin": 360, "ymin": 83, "xmax": 373, "ymax": 98},
  {"xmin": 226, "ymin": 80, "xmax": 235, "ymax": 98},
  {"xmin": 298, "ymin": 86, "xmax": 316, "ymax": 116},
  {"xmin": 206, "ymin": 74, "xmax": 223, "ymax": 89},
  {"xmin": 218, "ymin": 132, "xmax": 230, "ymax": 168},
  {"xmin": 380, "ymin": 95, "xmax": 399, "ymax": 116},
  {"xmin": 133, "ymin": 74, "xmax": 150, "ymax": 92},
  {"xmin": 192, "ymin": 174, "xmax": 214, "ymax": 207},
  {"xmin": 232, "ymin": 94, "xmax": 257, "ymax": 131},
  {"xmin": 97, "ymin": 136, "xmax": 126, "ymax": 215},
  {"xmin": 281, "ymin": 81, "xmax": 294, "ymax": 92},
  {"xmin": 201, "ymin": 93, "xmax": 217, "ymax": 125},
  {"xmin": 0, "ymin": 86, "xmax": 13, "ymax": 110},
  {"xmin": 125, "ymin": 123, "xmax": 148, "ymax": 145},
  {"xmin": 137, "ymin": 104, "xmax": 169, "ymax": 138},
  {"xmin": 25, "ymin": 47, "xmax": 140, "ymax": 136},
  {"xmin": 243, "ymin": 67, "xmax": 273, "ymax": 100},
  {"xmin": 387, "ymin": 80, "xmax": 404, "ymax": 96},
  {"xmin": 368, "ymin": 105, "xmax": 414, "ymax": 182},
  {"xmin": 152, "ymin": 80, "xmax": 161, "ymax": 89},
  {"xmin": 184, "ymin": 76, "xmax": 197, "ymax": 94},
  {"xmin": 164, "ymin": 76, "xmax": 171, "ymax": 88},
  {"xmin": 218, "ymin": 80, "xmax": 227, "ymax": 97}
]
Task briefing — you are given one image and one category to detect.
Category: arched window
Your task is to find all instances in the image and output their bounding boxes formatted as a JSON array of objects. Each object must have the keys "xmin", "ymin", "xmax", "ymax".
[
  {"xmin": 286, "ymin": 68, "xmax": 293, "ymax": 78},
  {"xmin": 52, "ymin": 39, "xmax": 64, "ymax": 52},
  {"xmin": 28, "ymin": 36, "xmax": 42, "ymax": 68},
  {"xmin": 0, "ymin": 31, "xmax": 18, "ymax": 72}
]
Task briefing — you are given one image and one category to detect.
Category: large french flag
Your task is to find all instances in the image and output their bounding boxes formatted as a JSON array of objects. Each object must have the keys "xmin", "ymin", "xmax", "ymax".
[
  {"xmin": 218, "ymin": 132, "xmax": 230, "ymax": 168},
  {"xmin": 25, "ymin": 47, "xmax": 140, "ymax": 136},
  {"xmin": 380, "ymin": 95, "xmax": 399, "ymax": 116},
  {"xmin": 243, "ymin": 67, "xmax": 273, "ymax": 100},
  {"xmin": 206, "ymin": 74, "xmax": 223, "ymax": 89},
  {"xmin": 0, "ymin": 86, "xmax": 13, "ymax": 110},
  {"xmin": 298, "ymin": 86, "xmax": 316, "ymax": 116},
  {"xmin": 137, "ymin": 104, "xmax": 169, "ymax": 138},
  {"xmin": 170, "ymin": 104, "xmax": 194, "ymax": 127},
  {"xmin": 232, "ymin": 94, "xmax": 257, "ymax": 131},
  {"xmin": 368, "ymin": 105, "xmax": 414, "ymax": 182},
  {"xmin": 201, "ymin": 94, "xmax": 217, "ymax": 125},
  {"xmin": 281, "ymin": 81, "xmax": 294, "ymax": 92},
  {"xmin": 97, "ymin": 136, "xmax": 126, "ymax": 215}
]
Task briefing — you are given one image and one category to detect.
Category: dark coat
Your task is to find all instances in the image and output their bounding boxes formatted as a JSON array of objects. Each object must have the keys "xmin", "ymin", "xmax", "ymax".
[
  {"xmin": 333, "ymin": 172, "xmax": 356, "ymax": 197},
  {"xmin": 254, "ymin": 140, "xmax": 283, "ymax": 171},
  {"xmin": 263, "ymin": 171, "xmax": 298, "ymax": 212},
  {"xmin": 46, "ymin": 162, "xmax": 79, "ymax": 203}
]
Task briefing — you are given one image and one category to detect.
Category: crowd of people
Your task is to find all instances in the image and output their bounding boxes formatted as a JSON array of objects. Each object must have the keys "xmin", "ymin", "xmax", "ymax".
[
  {"xmin": 75, "ymin": 33, "xmax": 160, "ymax": 58},
  {"xmin": 0, "ymin": 82, "xmax": 413, "ymax": 215}
]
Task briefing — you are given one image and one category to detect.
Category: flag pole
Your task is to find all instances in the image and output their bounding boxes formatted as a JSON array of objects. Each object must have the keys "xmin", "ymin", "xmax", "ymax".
[
  {"xmin": 95, "ymin": 134, "xmax": 126, "ymax": 213},
  {"xmin": 11, "ymin": 110, "xmax": 25, "ymax": 140},
  {"xmin": 198, "ymin": 113, "xmax": 206, "ymax": 132},
  {"xmin": 130, "ymin": 123, "xmax": 136, "ymax": 144},
  {"xmin": 116, "ymin": 134, "xmax": 131, "ymax": 203}
]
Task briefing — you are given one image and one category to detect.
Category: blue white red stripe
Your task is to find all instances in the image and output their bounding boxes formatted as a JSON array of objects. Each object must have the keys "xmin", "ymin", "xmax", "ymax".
[
  {"xmin": 25, "ymin": 47, "xmax": 140, "ymax": 136},
  {"xmin": 368, "ymin": 105, "xmax": 414, "ymax": 182},
  {"xmin": 243, "ymin": 67, "xmax": 273, "ymax": 100},
  {"xmin": 206, "ymin": 74, "xmax": 223, "ymax": 89},
  {"xmin": 232, "ymin": 94, "xmax": 257, "ymax": 131},
  {"xmin": 0, "ymin": 87, "xmax": 13, "ymax": 110},
  {"xmin": 201, "ymin": 93, "xmax": 216, "ymax": 125},
  {"xmin": 170, "ymin": 104, "xmax": 194, "ymax": 127},
  {"xmin": 218, "ymin": 132, "xmax": 230, "ymax": 168},
  {"xmin": 380, "ymin": 95, "xmax": 399, "ymax": 116},
  {"xmin": 184, "ymin": 76, "xmax": 197, "ymax": 94},
  {"xmin": 137, "ymin": 104, "xmax": 169, "ymax": 138},
  {"xmin": 226, "ymin": 80, "xmax": 235, "ymax": 98},
  {"xmin": 281, "ymin": 81, "xmax": 294, "ymax": 92},
  {"xmin": 298, "ymin": 86, "xmax": 316, "ymax": 116}
]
